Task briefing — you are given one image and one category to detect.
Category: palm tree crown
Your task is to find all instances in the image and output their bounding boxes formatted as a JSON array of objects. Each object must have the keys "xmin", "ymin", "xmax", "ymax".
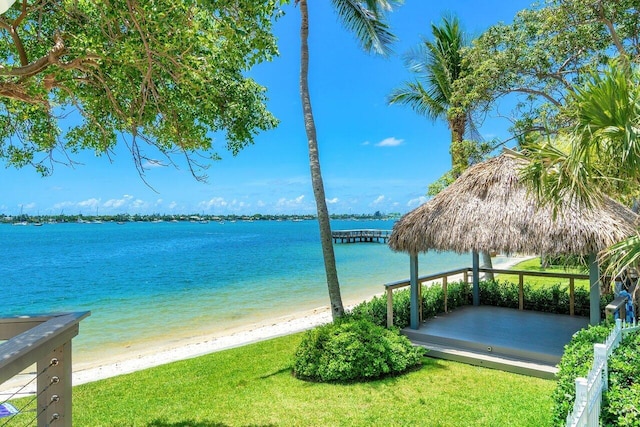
[{"xmin": 388, "ymin": 15, "xmax": 471, "ymax": 175}]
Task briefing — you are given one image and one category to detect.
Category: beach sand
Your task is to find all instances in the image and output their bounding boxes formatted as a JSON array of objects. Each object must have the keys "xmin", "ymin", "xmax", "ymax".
[{"xmin": 68, "ymin": 254, "xmax": 533, "ymax": 386}]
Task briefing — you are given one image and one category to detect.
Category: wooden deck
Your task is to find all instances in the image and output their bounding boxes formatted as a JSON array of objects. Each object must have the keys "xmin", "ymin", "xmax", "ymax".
[
  {"xmin": 331, "ymin": 229, "xmax": 391, "ymax": 244},
  {"xmin": 403, "ymin": 306, "xmax": 589, "ymax": 379}
]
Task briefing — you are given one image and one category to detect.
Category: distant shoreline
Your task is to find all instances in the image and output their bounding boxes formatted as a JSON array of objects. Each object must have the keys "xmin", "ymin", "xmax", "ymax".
[{"xmin": 1, "ymin": 212, "xmax": 401, "ymax": 225}]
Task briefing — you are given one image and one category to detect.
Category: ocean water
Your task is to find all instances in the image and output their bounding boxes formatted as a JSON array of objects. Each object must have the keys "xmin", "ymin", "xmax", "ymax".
[{"xmin": 0, "ymin": 219, "xmax": 473, "ymax": 364}]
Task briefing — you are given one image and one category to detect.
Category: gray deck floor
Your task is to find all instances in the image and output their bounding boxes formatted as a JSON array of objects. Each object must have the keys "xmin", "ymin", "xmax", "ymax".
[{"xmin": 403, "ymin": 306, "xmax": 590, "ymax": 377}]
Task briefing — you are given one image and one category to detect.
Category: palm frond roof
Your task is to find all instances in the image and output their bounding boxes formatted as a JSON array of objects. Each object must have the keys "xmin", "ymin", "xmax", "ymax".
[{"xmin": 388, "ymin": 153, "xmax": 638, "ymax": 256}]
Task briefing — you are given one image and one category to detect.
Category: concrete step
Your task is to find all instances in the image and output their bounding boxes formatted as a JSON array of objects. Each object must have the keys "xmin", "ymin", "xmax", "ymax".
[
  {"xmin": 413, "ymin": 340, "xmax": 558, "ymax": 380},
  {"xmin": 403, "ymin": 328, "xmax": 560, "ymax": 365}
]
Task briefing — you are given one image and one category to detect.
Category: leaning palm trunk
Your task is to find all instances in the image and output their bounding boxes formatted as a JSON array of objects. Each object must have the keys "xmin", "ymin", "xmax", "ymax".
[
  {"xmin": 299, "ymin": 0, "xmax": 344, "ymax": 319},
  {"xmin": 481, "ymin": 251, "xmax": 494, "ymax": 280},
  {"xmin": 449, "ymin": 115, "xmax": 495, "ymax": 278}
]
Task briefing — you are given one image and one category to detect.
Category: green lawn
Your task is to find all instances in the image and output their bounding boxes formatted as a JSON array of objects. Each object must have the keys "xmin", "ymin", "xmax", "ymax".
[
  {"xmin": 496, "ymin": 257, "xmax": 590, "ymax": 290},
  {"xmin": 73, "ymin": 333, "xmax": 554, "ymax": 426}
]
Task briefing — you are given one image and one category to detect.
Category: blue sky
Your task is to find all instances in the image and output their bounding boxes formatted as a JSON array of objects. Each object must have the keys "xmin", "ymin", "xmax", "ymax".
[{"xmin": 1, "ymin": 0, "xmax": 534, "ymax": 217}]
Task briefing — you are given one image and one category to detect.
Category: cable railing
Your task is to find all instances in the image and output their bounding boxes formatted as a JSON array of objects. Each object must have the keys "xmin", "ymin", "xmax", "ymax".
[{"xmin": 0, "ymin": 312, "xmax": 90, "ymax": 427}]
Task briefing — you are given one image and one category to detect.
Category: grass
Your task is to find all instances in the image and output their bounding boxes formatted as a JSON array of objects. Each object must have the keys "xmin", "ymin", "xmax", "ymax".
[
  {"xmin": 496, "ymin": 257, "xmax": 590, "ymax": 290},
  {"xmin": 72, "ymin": 333, "xmax": 555, "ymax": 426}
]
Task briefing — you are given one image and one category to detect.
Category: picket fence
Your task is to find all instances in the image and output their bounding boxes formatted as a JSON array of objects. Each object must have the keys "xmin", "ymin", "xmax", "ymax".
[{"xmin": 566, "ymin": 318, "xmax": 640, "ymax": 426}]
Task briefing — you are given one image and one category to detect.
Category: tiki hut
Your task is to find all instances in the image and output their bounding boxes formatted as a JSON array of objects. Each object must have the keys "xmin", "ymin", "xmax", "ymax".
[{"xmin": 389, "ymin": 152, "xmax": 638, "ymax": 327}]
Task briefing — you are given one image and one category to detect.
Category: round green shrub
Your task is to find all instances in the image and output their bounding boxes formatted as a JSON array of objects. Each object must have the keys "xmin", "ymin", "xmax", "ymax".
[{"xmin": 292, "ymin": 317, "xmax": 425, "ymax": 382}]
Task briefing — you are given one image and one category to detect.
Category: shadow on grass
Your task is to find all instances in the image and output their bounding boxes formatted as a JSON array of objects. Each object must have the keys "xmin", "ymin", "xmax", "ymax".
[
  {"xmin": 258, "ymin": 366, "xmax": 291, "ymax": 379},
  {"xmin": 147, "ymin": 420, "xmax": 276, "ymax": 427}
]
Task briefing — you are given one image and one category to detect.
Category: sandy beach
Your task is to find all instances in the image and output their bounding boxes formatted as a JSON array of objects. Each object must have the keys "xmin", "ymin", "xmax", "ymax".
[{"xmin": 69, "ymin": 254, "xmax": 533, "ymax": 386}]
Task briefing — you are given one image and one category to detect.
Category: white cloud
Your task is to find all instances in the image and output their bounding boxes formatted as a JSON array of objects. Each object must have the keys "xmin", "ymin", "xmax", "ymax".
[
  {"xmin": 104, "ymin": 195, "xmax": 134, "ymax": 209},
  {"xmin": 361, "ymin": 141, "xmax": 371, "ymax": 146},
  {"xmin": 78, "ymin": 198, "xmax": 100, "ymax": 208},
  {"xmin": 407, "ymin": 196, "xmax": 429, "ymax": 208},
  {"xmin": 168, "ymin": 201, "xmax": 178, "ymax": 210},
  {"xmin": 375, "ymin": 137, "xmax": 404, "ymax": 147},
  {"xmin": 276, "ymin": 195, "xmax": 306, "ymax": 208},
  {"xmin": 199, "ymin": 197, "xmax": 228, "ymax": 211},
  {"xmin": 142, "ymin": 160, "xmax": 164, "ymax": 169},
  {"xmin": 131, "ymin": 199, "xmax": 147, "ymax": 209},
  {"xmin": 52, "ymin": 201, "xmax": 75, "ymax": 211},
  {"xmin": 229, "ymin": 199, "xmax": 247, "ymax": 209},
  {"xmin": 326, "ymin": 197, "xmax": 339, "ymax": 204},
  {"xmin": 104, "ymin": 198, "xmax": 126, "ymax": 209},
  {"xmin": 372, "ymin": 195, "xmax": 385, "ymax": 205}
]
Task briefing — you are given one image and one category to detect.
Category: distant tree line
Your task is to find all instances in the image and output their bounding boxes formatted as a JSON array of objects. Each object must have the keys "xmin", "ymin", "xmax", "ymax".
[{"xmin": 0, "ymin": 212, "xmax": 402, "ymax": 224}]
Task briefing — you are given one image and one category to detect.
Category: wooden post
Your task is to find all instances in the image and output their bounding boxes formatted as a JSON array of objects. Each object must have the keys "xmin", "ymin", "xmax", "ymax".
[
  {"xmin": 38, "ymin": 342, "xmax": 72, "ymax": 427},
  {"xmin": 569, "ymin": 277, "xmax": 575, "ymax": 316},
  {"xmin": 589, "ymin": 253, "xmax": 601, "ymax": 325},
  {"xmin": 410, "ymin": 253, "xmax": 420, "ymax": 329},
  {"xmin": 443, "ymin": 276, "xmax": 448, "ymax": 313},
  {"xmin": 518, "ymin": 273, "xmax": 524, "ymax": 310},
  {"xmin": 472, "ymin": 251, "xmax": 480, "ymax": 306},
  {"xmin": 386, "ymin": 287, "xmax": 393, "ymax": 328},
  {"xmin": 419, "ymin": 278, "xmax": 423, "ymax": 323}
]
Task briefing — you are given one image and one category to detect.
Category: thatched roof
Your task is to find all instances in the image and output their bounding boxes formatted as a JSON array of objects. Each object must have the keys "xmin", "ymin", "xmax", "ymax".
[{"xmin": 389, "ymin": 153, "xmax": 638, "ymax": 256}]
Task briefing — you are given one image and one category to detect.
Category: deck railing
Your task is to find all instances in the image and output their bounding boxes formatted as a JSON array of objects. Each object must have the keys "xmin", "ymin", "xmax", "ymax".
[
  {"xmin": 384, "ymin": 267, "xmax": 589, "ymax": 327},
  {"xmin": 0, "ymin": 312, "xmax": 90, "ymax": 427},
  {"xmin": 565, "ymin": 318, "xmax": 640, "ymax": 427},
  {"xmin": 331, "ymin": 229, "xmax": 392, "ymax": 244}
]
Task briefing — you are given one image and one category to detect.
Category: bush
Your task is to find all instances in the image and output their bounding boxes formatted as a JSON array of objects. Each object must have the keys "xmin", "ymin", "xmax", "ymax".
[
  {"xmin": 350, "ymin": 279, "xmax": 612, "ymax": 330},
  {"xmin": 349, "ymin": 280, "xmax": 471, "ymax": 329},
  {"xmin": 552, "ymin": 325, "xmax": 640, "ymax": 426},
  {"xmin": 292, "ymin": 317, "xmax": 425, "ymax": 382},
  {"xmin": 349, "ymin": 288, "xmax": 412, "ymax": 329},
  {"xmin": 551, "ymin": 323, "xmax": 612, "ymax": 425},
  {"xmin": 603, "ymin": 330, "xmax": 640, "ymax": 426},
  {"xmin": 479, "ymin": 280, "xmax": 520, "ymax": 308}
]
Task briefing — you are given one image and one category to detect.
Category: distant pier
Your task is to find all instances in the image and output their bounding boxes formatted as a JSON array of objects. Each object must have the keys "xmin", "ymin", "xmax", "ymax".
[{"xmin": 332, "ymin": 229, "xmax": 392, "ymax": 244}]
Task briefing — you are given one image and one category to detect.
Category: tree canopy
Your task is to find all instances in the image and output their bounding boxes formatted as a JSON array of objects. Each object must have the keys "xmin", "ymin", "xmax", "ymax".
[
  {"xmin": 0, "ymin": 0, "xmax": 282, "ymax": 178},
  {"xmin": 455, "ymin": 0, "xmax": 640, "ymax": 141}
]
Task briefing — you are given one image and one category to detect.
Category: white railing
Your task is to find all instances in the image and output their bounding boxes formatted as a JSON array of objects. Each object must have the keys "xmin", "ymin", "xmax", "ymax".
[{"xmin": 566, "ymin": 318, "xmax": 640, "ymax": 427}]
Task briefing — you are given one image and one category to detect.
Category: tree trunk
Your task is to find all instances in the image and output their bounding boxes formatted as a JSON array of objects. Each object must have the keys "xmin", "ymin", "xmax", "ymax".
[
  {"xmin": 299, "ymin": 0, "xmax": 344, "ymax": 320},
  {"xmin": 481, "ymin": 251, "xmax": 494, "ymax": 281},
  {"xmin": 448, "ymin": 113, "xmax": 468, "ymax": 178}
]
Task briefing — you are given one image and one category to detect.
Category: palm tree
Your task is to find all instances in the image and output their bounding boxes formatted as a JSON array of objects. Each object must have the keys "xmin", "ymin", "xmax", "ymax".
[
  {"xmin": 297, "ymin": 0, "xmax": 397, "ymax": 320},
  {"xmin": 388, "ymin": 15, "xmax": 495, "ymax": 277},
  {"xmin": 388, "ymin": 15, "xmax": 471, "ymax": 177}
]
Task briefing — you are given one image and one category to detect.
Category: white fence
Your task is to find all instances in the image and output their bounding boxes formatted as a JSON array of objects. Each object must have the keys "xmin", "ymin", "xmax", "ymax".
[{"xmin": 566, "ymin": 318, "xmax": 640, "ymax": 427}]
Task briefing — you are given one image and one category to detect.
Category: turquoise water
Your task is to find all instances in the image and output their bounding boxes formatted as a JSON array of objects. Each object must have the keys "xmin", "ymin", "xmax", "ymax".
[{"xmin": 0, "ymin": 219, "xmax": 472, "ymax": 363}]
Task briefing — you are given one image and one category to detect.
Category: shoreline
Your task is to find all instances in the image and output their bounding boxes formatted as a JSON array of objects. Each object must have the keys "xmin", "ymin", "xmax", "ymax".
[{"xmin": 71, "ymin": 254, "xmax": 533, "ymax": 386}]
